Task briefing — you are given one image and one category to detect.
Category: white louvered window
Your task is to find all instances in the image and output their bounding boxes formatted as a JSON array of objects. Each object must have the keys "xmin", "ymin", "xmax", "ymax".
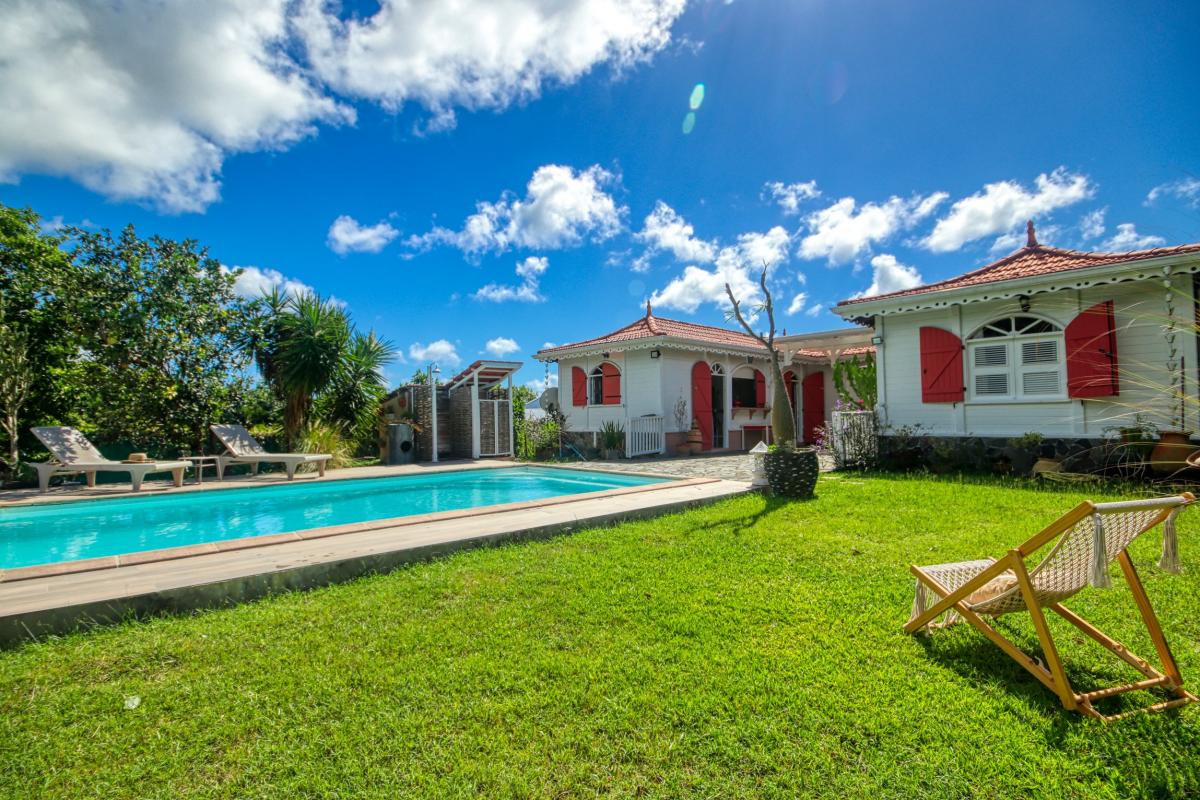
[{"xmin": 967, "ymin": 316, "xmax": 1066, "ymax": 402}]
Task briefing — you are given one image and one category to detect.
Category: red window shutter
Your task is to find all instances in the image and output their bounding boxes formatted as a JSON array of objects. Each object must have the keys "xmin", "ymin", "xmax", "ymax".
[
  {"xmin": 601, "ymin": 362, "xmax": 621, "ymax": 405},
  {"xmin": 919, "ymin": 326, "xmax": 964, "ymax": 403},
  {"xmin": 754, "ymin": 370, "xmax": 766, "ymax": 406},
  {"xmin": 1066, "ymin": 301, "xmax": 1119, "ymax": 398},
  {"xmin": 571, "ymin": 366, "xmax": 587, "ymax": 406}
]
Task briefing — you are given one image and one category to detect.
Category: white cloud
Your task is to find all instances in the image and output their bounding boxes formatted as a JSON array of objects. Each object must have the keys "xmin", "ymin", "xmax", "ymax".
[
  {"xmin": 650, "ymin": 226, "xmax": 790, "ymax": 313},
  {"xmin": 1101, "ymin": 223, "xmax": 1166, "ymax": 251},
  {"xmin": 1146, "ymin": 177, "xmax": 1200, "ymax": 208},
  {"xmin": 296, "ymin": 0, "xmax": 686, "ymax": 122},
  {"xmin": 326, "ymin": 214, "xmax": 399, "ymax": 254},
  {"xmin": 411, "ymin": 164, "xmax": 624, "ymax": 255},
  {"xmin": 923, "ymin": 169, "xmax": 1094, "ymax": 253},
  {"xmin": 1079, "ymin": 208, "xmax": 1106, "ymax": 240},
  {"xmin": 804, "ymin": 303, "xmax": 824, "ymax": 318},
  {"xmin": 485, "ymin": 336, "xmax": 521, "ymax": 357},
  {"xmin": 0, "ymin": 0, "xmax": 683, "ymax": 213},
  {"xmin": 798, "ymin": 193, "xmax": 946, "ymax": 264},
  {"xmin": 854, "ymin": 254, "xmax": 924, "ymax": 298},
  {"xmin": 786, "ymin": 292, "xmax": 809, "ymax": 316},
  {"xmin": 472, "ymin": 256, "xmax": 548, "ymax": 303},
  {"xmin": 222, "ymin": 265, "xmax": 317, "ymax": 300},
  {"xmin": 527, "ymin": 373, "xmax": 559, "ymax": 394},
  {"xmin": 408, "ymin": 339, "xmax": 461, "ymax": 367},
  {"xmin": 0, "ymin": 0, "xmax": 352, "ymax": 213},
  {"xmin": 764, "ymin": 180, "xmax": 820, "ymax": 215},
  {"xmin": 634, "ymin": 201, "xmax": 716, "ymax": 263}
]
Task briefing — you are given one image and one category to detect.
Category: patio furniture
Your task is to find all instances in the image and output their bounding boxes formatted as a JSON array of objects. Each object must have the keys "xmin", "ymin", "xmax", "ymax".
[
  {"xmin": 29, "ymin": 426, "xmax": 189, "ymax": 493},
  {"xmin": 183, "ymin": 455, "xmax": 221, "ymax": 485},
  {"xmin": 209, "ymin": 424, "xmax": 331, "ymax": 481},
  {"xmin": 905, "ymin": 493, "xmax": 1196, "ymax": 722}
]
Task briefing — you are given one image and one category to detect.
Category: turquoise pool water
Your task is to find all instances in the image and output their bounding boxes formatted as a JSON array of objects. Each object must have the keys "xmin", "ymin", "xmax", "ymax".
[{"xmin": 0, "ymin": 467, "xmax": 666, "ymax": 570}]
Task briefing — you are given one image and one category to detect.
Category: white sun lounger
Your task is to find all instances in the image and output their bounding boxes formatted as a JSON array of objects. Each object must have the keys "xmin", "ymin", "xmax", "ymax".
[
  {"xmin": 210, "ymin": 424, "xmax": 331, "ymax": 481},
  {"xmin": 29, "ymin": 426, "xmax": 189, "ymax": 493}
]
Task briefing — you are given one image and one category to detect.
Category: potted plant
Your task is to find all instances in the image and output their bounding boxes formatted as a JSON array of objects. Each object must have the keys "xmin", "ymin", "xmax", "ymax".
[
  {"xmin": 672, "ymin": 395, "xmax": 692, "ymax": 456},
  {"xmin": 599, "ymin": 420, "xmax": 625, "ymax": 460},
  {"xmin": 725, "ymin": 267, "xmax": 818, "ymax": 499}
]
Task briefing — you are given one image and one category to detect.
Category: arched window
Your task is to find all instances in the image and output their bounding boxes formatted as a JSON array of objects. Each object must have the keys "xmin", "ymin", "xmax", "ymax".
[
  {"xmin": 966, "ymin": 315, "xmax": 1065, "ymax": 401},
  {"xmin": 588, "ymin": 362, "xmax": 622, "ymax": 405}
]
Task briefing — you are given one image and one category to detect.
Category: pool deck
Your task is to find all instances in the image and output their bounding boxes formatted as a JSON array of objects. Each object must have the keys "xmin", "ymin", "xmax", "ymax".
[{"xmin": 0, "ymin": 461, "xmax": 751, "ymax": 645}]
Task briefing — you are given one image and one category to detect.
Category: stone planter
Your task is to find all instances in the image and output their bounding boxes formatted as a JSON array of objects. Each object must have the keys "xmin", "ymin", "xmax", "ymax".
[
  {"xmin": 763, "ymin": 447, "xmax": 819, "ymax": 499},
  {"xmin": 674, "ymin": 444, "xmax": 692, "ymax": 457}
]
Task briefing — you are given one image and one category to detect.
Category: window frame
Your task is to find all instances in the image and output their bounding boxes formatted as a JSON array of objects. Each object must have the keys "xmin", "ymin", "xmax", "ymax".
[
  {"xmin": 587, "ymin": 361, "xmax": 621, "ymax": 407},
  {"xmin": 965, "ymin": 315, "xmax": 1068, "ymax": 403}
]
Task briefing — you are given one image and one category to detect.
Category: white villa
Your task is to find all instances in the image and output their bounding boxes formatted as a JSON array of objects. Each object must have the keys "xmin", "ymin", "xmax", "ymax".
[
  {"xmin": 534, "ymin": 303, "xmax": 872, "ymax": 456},
  {"xmin": 834, "ymin": 223, "xmax": 1200, "ymax": 440}
]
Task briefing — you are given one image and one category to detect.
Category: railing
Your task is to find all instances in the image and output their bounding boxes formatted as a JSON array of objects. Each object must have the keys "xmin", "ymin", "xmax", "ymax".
[{"xmin": 626, "ymin": 415, "xmax": 665, "ymax": 457}]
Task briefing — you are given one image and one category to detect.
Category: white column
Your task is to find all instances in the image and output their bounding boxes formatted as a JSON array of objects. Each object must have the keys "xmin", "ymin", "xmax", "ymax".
[
  {"xmin": 430, "ymin": 370, "xmax": 439, "ymax": 463},
  {"xmin": 471, "ymin": 372, "xmax": 481, "ymax": 459},
  {"xmin": 507, "ymin": 374, "xmax": 515, "ymax": 457}
]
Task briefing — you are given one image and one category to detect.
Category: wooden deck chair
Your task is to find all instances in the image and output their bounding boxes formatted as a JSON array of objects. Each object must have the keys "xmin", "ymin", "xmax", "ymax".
[{"xmin": 905, "ymin": 493, "xmax": 1196, "ymax": 722}]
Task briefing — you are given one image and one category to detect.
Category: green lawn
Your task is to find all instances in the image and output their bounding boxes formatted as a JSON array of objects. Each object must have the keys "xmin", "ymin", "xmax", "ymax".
[{"xmin": 2, "ymin": 474, "xmax": 1198, "ymax": 799}]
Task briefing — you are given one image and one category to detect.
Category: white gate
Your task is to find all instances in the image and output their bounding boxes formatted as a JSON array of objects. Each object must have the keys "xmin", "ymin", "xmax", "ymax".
[
  {"xmin": 479, "ymin": 398, "xmax": 512, "ymax": 457},
  {"xmin": 626, "ymin": 415, "xmax": 665, "ymax": 457},
  {"xmin": 829, "ymin": 409, "xmax": 878, "ymax": 469}
]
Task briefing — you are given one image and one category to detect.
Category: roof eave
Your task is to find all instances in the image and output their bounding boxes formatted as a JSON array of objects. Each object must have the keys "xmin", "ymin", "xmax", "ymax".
[
  {"xmin": 833, "ymin": 251, "xmax": 1200, "ymax": 319},
  {"xmin": 534, "ymin": 334, "xmax": 768, "ymax": 362}
]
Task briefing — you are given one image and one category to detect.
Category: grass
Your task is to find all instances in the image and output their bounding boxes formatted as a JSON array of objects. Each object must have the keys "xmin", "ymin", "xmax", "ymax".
[{"xmin": 2, "ymin": 473, "xmax": 1198, "ymax": 799}]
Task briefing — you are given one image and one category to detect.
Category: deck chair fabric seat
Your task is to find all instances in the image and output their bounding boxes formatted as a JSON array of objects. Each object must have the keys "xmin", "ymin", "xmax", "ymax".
[
  {"xmin": 906, "ymin": 494, "xmax": 1196, "ymax": 722},
  {"xmin": 210, "ymin": 424, "xmax": 331, "ymax": 481},
  {"xmin": 29, "ymin": 426, "xmax": 189, "ymax": 493}
]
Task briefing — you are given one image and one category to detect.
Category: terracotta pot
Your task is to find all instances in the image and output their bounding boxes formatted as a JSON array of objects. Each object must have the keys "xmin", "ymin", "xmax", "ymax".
[
  {"xmin": 1150, "ymin": 430, "xmax": 1196, "ymax": 476},
  {"xmin": 674, "ymin": 444, "xmax": 691, "ymax": 457},
  {"xmin": 686, "ymin": 421, "xmax": 704, "ymax": 455}
]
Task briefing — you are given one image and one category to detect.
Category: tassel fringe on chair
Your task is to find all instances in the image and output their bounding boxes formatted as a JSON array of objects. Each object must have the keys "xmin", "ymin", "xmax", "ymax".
[
  {"xmin": 1090, "ymin": 513, "xmax": 1112, "ymax": 588},
  {"xmin": 1160, "ymin": 509, "xmax": 1182, "ymax": 574}
]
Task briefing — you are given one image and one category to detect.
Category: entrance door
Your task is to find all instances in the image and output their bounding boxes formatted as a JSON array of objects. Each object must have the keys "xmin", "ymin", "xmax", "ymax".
[
  {"xmin": 690, "ymin": 361, "xmax": 713, "ymax": 450},
  {"xmin": 801, "ymin": 372, "xmax": 825, "ymax": 445},
  {"xmin": 710, "ymin": 364, "xmax": 725, "ymax": 448}
]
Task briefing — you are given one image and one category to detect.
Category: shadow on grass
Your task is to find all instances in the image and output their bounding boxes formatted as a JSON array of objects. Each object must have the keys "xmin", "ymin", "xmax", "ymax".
[{"xmin": 915, "ymin": 617, "xmax": 1199, "ymax": 745}]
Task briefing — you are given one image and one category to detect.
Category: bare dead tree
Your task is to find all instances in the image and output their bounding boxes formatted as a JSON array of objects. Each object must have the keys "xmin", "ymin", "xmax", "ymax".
[{"xmin": 725, "ymin": 265, "xmax": 797, "ymax": 447}]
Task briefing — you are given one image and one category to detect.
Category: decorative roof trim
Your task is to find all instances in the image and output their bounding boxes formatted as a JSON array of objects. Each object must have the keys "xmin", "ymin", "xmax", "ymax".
[
  {"xmin": 534, "ymin": 336, "xmax": 771, "ymax": 362},
  {"xmin": 833, "ymin": 255, "xmax": 1200, "ymax": 321}
]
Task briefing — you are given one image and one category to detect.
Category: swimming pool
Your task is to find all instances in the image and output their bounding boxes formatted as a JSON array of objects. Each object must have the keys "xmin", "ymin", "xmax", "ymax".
[{"xmin": 0, "ymin": 467, "xmax": 667, "ymax": 570}]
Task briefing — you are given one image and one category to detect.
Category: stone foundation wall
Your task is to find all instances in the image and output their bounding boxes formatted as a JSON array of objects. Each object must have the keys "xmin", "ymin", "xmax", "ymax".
[{"xmin": 880, "ymin": 435, "xmax": 1109, "ymax": 474}]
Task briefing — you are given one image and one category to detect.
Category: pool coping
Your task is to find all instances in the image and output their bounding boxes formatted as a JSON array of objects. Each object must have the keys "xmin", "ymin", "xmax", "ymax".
[{"xmin": 0, "ymin": 473, "xmax": 715, "ymax": 583}]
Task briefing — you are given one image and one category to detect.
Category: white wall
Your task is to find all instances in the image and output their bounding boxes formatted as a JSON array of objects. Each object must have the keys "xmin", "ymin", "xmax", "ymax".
[{"xmin": 874, "ymin": 276, "xmax": 1197, "ymax": 437}]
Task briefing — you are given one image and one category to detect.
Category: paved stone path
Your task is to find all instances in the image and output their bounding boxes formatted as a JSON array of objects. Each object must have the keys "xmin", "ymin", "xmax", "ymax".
[{"xmin": 592, "ymin": 451, "xmax": 834, "ymax": 482}]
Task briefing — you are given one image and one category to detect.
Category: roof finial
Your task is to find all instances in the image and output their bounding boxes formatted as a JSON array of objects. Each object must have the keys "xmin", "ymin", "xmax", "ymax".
[
  {"xmin": 646, "ymin": 299, "xmax": 653, "ymax": 317},
  {"xmin": 1026, "ymin": 219, "xmax": 1038, "ymax": 247}
]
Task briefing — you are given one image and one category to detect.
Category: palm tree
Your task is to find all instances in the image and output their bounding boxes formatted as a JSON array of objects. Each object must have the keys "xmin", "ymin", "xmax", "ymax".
[
  {"xmin": 275, "ymin": 293, "xmax": 350, "ymax": 449},
  {"xmin": 323, "ymin": 330, "xmax": 396, "ymax": 443}
]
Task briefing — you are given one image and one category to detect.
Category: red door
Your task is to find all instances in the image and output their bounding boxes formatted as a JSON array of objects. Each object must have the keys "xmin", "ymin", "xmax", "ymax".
[
  {"xmin": 691, "ymin": 361, "xmax": 713, "ymax": 451},
  {"xmin": 801, "ymin": 372, "xmax": 825, "ymax": 445}
]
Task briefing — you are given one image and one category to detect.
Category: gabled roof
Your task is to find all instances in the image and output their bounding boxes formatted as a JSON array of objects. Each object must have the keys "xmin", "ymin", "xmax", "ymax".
[
  {"xmin": 535, "ymin": 302, "xmax": 762, "ymax": 359},
  {"xmin": 836, "ymin": 221, "xmax": 1200, "ymax": 310}
]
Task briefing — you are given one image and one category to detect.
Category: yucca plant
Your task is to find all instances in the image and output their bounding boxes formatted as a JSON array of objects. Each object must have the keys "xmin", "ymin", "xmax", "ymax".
[{"xmin": 295, "ymin": 420, "xmax": 353, "ymax": 470}]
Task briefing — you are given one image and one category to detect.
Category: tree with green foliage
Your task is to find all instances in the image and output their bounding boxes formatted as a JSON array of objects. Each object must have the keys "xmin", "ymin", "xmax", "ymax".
[
  {"xmin": 0, "ymin": 314, "xmax": 33, "ymax": 468},
  {"xmin": 66, "ymin": 224, "xmax": 254, "ymax": 451},
  {"xmin": 320, "ymin": 331, "xmax": 396, "ymax": 447},
  {"xmin": 0, "ymin": 205, "xmax": 80, "ymax": 450},
  {"xmin": 832, "ymin": 352, "xmax": 878, "ymax": 410}
]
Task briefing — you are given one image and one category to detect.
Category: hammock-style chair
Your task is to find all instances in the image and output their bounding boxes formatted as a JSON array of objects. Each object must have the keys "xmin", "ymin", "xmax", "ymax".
[{"xmin": 905, "ymin": 493, "xmax": 1195, "ymax": 722}]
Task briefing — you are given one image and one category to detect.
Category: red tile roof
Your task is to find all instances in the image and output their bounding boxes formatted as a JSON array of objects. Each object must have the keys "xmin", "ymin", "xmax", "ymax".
[
  {"xmin": 837, "ymin": 223, "xmax": 1200, "ymax": 308},
  {"xmin": 536, "ymin": 303, "xmax": 762, "ymax": 357}
]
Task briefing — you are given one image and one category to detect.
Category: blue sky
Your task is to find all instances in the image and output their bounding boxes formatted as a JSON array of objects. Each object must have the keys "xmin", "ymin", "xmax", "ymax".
[{"xmin": 3, "ymin": 0, "xmax": 1198, "ymax": 391}]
